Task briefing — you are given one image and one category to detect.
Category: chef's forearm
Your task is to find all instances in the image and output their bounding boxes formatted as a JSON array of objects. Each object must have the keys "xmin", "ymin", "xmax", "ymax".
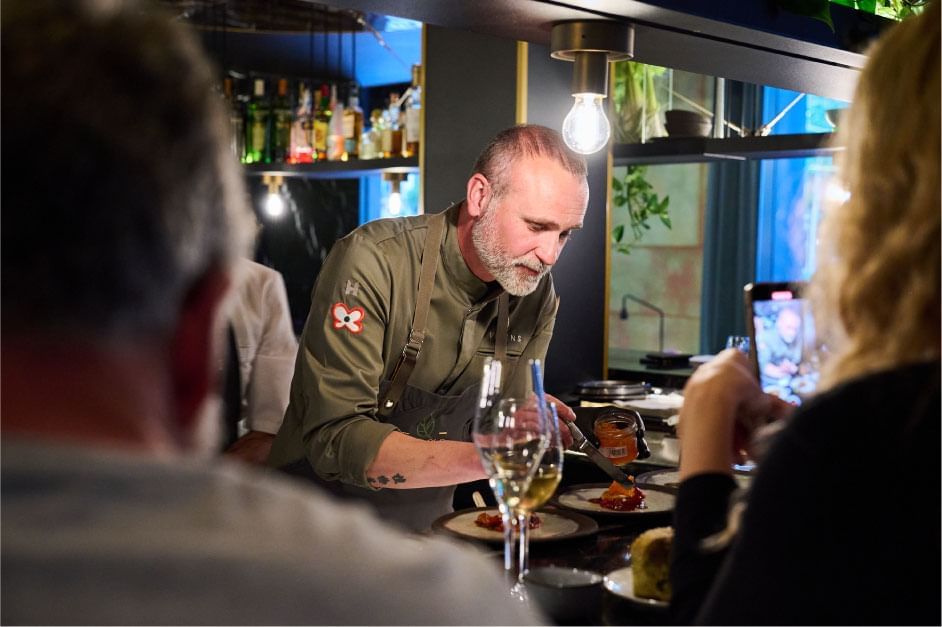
[{"xmin": 364, "ymin": 431, "xmax": 487, "ymax": 489}]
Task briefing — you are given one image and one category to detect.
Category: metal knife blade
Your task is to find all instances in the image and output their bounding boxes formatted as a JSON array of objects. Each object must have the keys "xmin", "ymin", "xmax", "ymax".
[{"xmin": 565, "ymin": 420, "xmax": 635, "ymax": 489}]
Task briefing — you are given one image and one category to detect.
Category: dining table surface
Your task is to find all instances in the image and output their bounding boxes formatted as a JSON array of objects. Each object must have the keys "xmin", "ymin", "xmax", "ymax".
[{"xmin": 437, "ymin": 452, "xmax": 682, "ymax": 626}]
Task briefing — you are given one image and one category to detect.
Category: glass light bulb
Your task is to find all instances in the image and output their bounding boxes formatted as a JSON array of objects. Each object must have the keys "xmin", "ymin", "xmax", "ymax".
[
  {"xmin": 387, "ymin": 191, "xmax": 402, "ymax": 216},
  {"xmin": 264, "ymin": 191, "xmax": 285, "ymax": 218},
  {"xmin": 561, "ymin": 93, "xmax": 611, "ymax": 155}
]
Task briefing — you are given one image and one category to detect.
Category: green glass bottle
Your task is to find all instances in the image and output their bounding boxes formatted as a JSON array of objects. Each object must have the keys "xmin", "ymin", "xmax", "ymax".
[
  {"xmin": 245, "ymin": 79, "xmax": 270, "ymax": 164},
  {"xmin": 271, "ymin": 78, "xmax": 292, "ymax": 164}
]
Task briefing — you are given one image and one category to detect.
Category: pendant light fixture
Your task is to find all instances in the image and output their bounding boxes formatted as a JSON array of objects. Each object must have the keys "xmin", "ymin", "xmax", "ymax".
[
  {"xmin": 382, "ymin": 172, "xmax": 407, "ymax": 216},
  {"xmin": 262, "ymin": 174, "xmax": 286, "ymax": 218},
  {"xmin": 550, "ymin": 20, "xmax": 634, "ymax": 155}
]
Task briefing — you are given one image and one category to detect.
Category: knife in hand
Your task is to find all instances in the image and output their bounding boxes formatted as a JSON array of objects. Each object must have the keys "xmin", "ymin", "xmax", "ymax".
[{"xmin": 560, "ymin": 414, "xmax": 635, "ymax": 489}]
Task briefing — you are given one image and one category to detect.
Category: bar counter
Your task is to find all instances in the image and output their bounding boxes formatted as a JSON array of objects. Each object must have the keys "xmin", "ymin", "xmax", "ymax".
[{"xmin": 439, "ymin": 452, "xmax": 681, "ymax": 626}]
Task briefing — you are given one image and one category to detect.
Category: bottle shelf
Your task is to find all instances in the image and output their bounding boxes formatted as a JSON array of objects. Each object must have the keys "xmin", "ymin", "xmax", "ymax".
[
  {"xmin": 244, "ymin": 156, "xmax": 419, "ymax": 179},
  {"xmin": 613, "ymin": 133, "xmax": 840, "ymax": 166}
]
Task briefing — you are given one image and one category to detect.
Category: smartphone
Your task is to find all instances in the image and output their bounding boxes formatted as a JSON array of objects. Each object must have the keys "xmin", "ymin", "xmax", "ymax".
[{"xmin": 743, "ymin": 281, "xmax": 820, "ymax": 405}]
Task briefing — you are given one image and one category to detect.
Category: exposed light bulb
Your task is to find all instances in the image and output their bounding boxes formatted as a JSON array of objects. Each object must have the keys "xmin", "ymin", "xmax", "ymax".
[
  {"xmin": 388, "ymin": 191, "xmax": 402, "ymax": 216},
  {"xmin": 561, "ymin": 93, "xmax": 610, "ymax": 155},
  {"xmin": 264, "ymin": 191, "xmax": 285, "ymax": 218}
]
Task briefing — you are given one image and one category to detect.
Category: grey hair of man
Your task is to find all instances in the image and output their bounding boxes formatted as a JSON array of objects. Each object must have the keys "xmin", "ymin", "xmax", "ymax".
[
  {"xmin": 0, "ymin": 0, "xmax": 253, "ymax": 341},
  {"xmin": 470, "ymin": 124, "xmax": 588, "ymax": 203}
]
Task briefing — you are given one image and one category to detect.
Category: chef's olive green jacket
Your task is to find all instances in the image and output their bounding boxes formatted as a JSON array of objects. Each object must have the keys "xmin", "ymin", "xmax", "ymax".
[{"xmin": 268, "ymin": 203, "xmax": 558, "ymax": 489}]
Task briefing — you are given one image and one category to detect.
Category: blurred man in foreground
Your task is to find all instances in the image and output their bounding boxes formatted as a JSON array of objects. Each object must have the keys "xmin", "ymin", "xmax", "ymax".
[{"xmin": 0, "ymin": 2, "xmax": 541, "ymax": 624}]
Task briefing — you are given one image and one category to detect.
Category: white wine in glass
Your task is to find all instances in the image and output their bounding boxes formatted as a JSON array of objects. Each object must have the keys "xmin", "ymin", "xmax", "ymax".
[
  {"xmin": 472, "ymin": 361, "xmax": 547, "ymax": 587},
  {"xmin": 512, "ymin": 397, "xmax": 564, "ymax": 593},
  {"xmin": 517, "ymin": 463, "xmax": 562, "ymax": 513}
]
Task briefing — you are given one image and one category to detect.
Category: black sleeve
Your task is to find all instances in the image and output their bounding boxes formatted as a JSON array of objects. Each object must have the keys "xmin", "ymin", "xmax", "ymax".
[{"xmin": 669, "ymin": 473, "xmax": 737, "ymax": 625}]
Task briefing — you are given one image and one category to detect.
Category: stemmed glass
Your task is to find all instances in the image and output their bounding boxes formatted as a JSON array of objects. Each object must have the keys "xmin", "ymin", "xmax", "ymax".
[
  {"xmin": 472, "ymin": 359, "xmax": 548, "ymax": 593},
  {"xmin": 511, "ymin": 397, "xmax": 564, "ymax": 598},
  {"xmin": 726, "ymin": 335, "xmax": 751, "ymax": 354}
]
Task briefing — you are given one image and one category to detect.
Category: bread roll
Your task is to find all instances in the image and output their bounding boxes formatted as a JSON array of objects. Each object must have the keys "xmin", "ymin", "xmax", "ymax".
[{"xmin": 630, "ymin": 526, "xmax": 673, "ymax": 602}]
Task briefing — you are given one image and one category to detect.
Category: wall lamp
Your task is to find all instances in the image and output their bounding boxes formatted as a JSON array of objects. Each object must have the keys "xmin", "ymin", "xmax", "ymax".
[
  {"xmin": 620, "ymin": 293, "xmax": 665, "ymax": 353},
  {"xmin": 551, "ymin": 20, "xmax": 634, "ymax": 155},
  {"xmin": 382, "ymin": 171, "xmax": 407, "ymax": 216},
  {"xmin": 261, "ymin": 174, "xmax": 285, "ymax": 218}
]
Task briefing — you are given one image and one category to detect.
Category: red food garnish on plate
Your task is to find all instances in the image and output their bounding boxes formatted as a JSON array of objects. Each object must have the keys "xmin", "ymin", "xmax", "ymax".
[
  {"xmin": 473, "ymin": 512, "xmax": 542, "ymax": 532},
  {"xmin": 589, "ymin": 481, "xmax": 646, "ymax": 511}
]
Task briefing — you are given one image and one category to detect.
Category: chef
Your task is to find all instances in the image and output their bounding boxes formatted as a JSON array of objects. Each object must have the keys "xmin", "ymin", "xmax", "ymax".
[{"xmin": 269, "ymin": 124, "xmax": 587, "ymax": 531}]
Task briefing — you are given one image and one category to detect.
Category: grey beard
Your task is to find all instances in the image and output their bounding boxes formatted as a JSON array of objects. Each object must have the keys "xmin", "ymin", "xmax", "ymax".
[{"xmin": 471, "ymin": 207, "xmax": 548, "ymax": 296}]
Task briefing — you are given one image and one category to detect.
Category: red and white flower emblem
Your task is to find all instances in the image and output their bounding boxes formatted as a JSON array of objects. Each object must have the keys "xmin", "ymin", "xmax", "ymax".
[{"xmin": 332, "ymin": 302, "xmax": 365, "ymax": 334}]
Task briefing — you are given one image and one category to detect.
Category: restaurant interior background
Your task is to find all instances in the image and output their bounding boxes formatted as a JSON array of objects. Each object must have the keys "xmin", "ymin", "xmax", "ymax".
[{"xmin": 163, "ymin": 0, "xmax": 904, "ymax": 394}]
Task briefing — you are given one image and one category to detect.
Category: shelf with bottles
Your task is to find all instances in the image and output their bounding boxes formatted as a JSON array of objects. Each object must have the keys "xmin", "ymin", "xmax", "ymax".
[
  {"xmin": 222, "ymin": 67, "xmax": 422, "ymax": 177},
  {"xmin": 244, "ymin": 156, "xmax": 418, "ymax": 179}
]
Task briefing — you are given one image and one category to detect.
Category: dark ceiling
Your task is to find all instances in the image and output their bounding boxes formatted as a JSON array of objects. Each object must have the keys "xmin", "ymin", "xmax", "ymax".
[{"xmin": 158, "ymin": 0, "xmax": 895, "ymax": 100}]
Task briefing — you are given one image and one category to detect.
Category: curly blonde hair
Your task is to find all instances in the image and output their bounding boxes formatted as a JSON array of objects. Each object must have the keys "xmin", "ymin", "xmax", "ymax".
[{"xmin": 811, "ymin": 2, "xmax": 940, "ymax": 389}]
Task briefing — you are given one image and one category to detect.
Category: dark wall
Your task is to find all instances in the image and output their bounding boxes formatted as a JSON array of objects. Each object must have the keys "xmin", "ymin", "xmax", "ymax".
[
  {"xmin": 424, "ymin": 26, "xmax": 518, "ymax": 213},
  {"xmin": 526, "ymin": 45, "xmax": 608, "ymax": 395},
  {"xmin": 252, "ymin": 177, "xmax": 360, "ymax": 335}
]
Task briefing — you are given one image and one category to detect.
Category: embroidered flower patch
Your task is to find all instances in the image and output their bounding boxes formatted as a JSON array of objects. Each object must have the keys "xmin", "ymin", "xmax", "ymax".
[{"xmin": 331, "ymin": 302, "xmax": 365, "ymax": 334}]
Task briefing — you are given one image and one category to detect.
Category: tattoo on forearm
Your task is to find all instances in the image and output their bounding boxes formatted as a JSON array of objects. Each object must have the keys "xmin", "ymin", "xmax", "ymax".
[{"xmin": 367, "ymin": 473, "xmax": 407, "ymax": 486}]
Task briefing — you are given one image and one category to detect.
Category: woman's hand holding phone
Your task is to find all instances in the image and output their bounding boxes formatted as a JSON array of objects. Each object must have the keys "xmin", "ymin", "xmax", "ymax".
[{"xmin": 677, "ymin": 350, "xmax": 794, "ymax": 481}]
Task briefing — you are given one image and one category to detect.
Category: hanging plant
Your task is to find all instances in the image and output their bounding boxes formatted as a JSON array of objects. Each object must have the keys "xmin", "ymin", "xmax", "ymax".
[
  {"xmin": 777, "ymin": 0, "xmax": 927, "ymax": 33},
  {"xmin": 611, "ymin": 165, "xmax": 671, "ymax": 255},
  {"xmin": 611, "ymin": 61, "xmax": 667, "ymax": 144}
]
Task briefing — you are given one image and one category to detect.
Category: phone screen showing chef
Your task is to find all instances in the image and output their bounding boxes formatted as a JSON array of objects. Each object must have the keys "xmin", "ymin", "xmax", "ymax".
[{"xmin": 744, "ymin": 282, "xmax": 820, "ymax": 405}]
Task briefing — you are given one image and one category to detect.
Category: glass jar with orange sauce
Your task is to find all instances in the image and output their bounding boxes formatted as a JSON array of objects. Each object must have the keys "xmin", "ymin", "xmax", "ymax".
[{"xmin": 593, "ymin": 410, "xmax": 641, "ymax": 466}]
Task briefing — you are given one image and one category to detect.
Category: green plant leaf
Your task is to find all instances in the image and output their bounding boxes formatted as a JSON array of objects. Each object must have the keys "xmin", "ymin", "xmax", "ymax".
[
  {"xmin": 777, "ymin": 0, "xmax": 835, "ymax": 31},
  {"xmin": 613, "ymin": 224, "xmax": 625, "ymax": 242}
]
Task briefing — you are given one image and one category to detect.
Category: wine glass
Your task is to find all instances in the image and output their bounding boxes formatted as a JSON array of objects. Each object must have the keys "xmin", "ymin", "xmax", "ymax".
[
  {"xmin": 472, "ymin": 386, "xmax": 548, "ymax": 591},
  {"xmin": 512, "ymin": 398, "xmax": 564, "ymax": 596},
  {"xmin": 726, "ymin": 335, "xmax": 751, "ymax": 354}
]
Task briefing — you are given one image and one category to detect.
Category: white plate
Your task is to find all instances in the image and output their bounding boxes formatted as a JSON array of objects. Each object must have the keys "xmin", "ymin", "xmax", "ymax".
[
  {"xmin": 432, "ymin": 507, "xmax": 598, "ymax": 544},
  {"xmin": 555, "ymin": 483, "xmax": 675, "ymax": 516},
  {"xmin": 603, "ymin": 566, "xmax": 668, "ymax": 608},
  {"xmin": 613, "ymin": 394, "xmax": 684, "ymax": 418},
  {"xmin": 635, "ymin": 468, "xmax": 752, "ymax": 492}
]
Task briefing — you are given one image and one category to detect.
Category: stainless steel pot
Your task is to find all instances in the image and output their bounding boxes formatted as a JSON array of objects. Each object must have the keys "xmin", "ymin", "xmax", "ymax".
[{"xmin": 574, "ymin": 379, "xmax": 650, "ymax": 402}]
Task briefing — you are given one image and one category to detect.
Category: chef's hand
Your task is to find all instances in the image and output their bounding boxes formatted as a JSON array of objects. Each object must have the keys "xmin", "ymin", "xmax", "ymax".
[
  {"xmin": 544, "ymin": 393, "xmax": 576, "ymax": 449},
  {"xmin": 677, "ymin": 349, "xmax": 792, "ymax": 480},
  {"xmin": 224, "ymin": 430, "xmax": 275, "ymax": 465}
]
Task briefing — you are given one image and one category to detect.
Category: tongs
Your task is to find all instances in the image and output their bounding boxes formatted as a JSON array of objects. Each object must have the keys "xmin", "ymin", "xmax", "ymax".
[{"xmin": 560, "ymin": 408, "xmax": 651, "ymax": 490}]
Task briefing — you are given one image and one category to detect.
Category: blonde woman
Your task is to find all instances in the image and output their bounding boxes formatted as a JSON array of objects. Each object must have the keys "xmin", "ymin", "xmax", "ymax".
[{"xmin": 670, "ymin": 3, "xmax": 940, "ymax": 624}]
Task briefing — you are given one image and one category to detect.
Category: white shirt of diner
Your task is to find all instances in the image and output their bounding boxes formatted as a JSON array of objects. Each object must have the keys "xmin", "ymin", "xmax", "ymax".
[{"xmin": 229, "ymin": 258, "xmax": 298, "ymax": 435}]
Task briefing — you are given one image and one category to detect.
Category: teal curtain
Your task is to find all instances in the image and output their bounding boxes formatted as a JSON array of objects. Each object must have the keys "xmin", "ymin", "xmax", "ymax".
[{"xmin": 700, "ymin": 83, "xmax": 762, "ymax": 353}]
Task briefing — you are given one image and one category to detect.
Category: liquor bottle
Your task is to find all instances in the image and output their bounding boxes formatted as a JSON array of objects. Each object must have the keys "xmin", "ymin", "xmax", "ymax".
[
  {"xmin": 367, "ymin": 109, "xmax": 384, "ymax": 159},
  {"xmin": 288, "ymin": 83, "xmax": 314, "ymax": 164},
  {"xmin": 326, "ymin": 84, "xmax": 345, "ymax": 161},
  {"xmin": 271, "ymin": 78, "xmax": 292, "ymax": 164},
  {"xmin": 381, "ymin": 93, "xmax": 402, "ymax": 158},
  {"xmin": 358, "ymin": 126, "xmax": 375, "ymax": 160},
  {"xmin": 223, "ymin": 78, "xmax": 245, "ymax": 163},
  {"xmin": 380, "ymin": 108, "xmax": 393, "ymax": 159},
  {"xmin": 244, "ymin": 78, "xmax": 270, "ymax": 164},
  {"xmin": 402, "ymin": 64, "xmax": 422, "ymax": 158},
  {"xmin": 342, "ymin": 83, "xmax": 364, "ymax": 160},
  {"xmin": 313, "ymin": 83, "xmax": 331, "ymax": 161}
]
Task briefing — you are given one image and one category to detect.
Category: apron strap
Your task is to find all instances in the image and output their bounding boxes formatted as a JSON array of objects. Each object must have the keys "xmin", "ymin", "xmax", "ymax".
[
  {"xmin": 378, "ymin": 212, "xmax": 447, "ymax": 418},
  {"xmin": 495, "ymin": 292, "xmax": 509, "ymax": 364}
]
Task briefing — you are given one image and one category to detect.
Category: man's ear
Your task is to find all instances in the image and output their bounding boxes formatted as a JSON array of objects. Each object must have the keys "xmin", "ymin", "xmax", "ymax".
[
  {"xmin": 466, "ymin": 173, "xmax": 489, "ymax": 218},
  {"xmin": 169, "ymin": 267, "xmax": 231, "ymax": 439}
]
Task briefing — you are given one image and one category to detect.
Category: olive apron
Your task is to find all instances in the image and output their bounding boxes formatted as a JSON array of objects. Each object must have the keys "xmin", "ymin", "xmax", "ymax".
[{"xmin": 287, "ymin": 212, "xmax": 509, "ymax": 532}]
